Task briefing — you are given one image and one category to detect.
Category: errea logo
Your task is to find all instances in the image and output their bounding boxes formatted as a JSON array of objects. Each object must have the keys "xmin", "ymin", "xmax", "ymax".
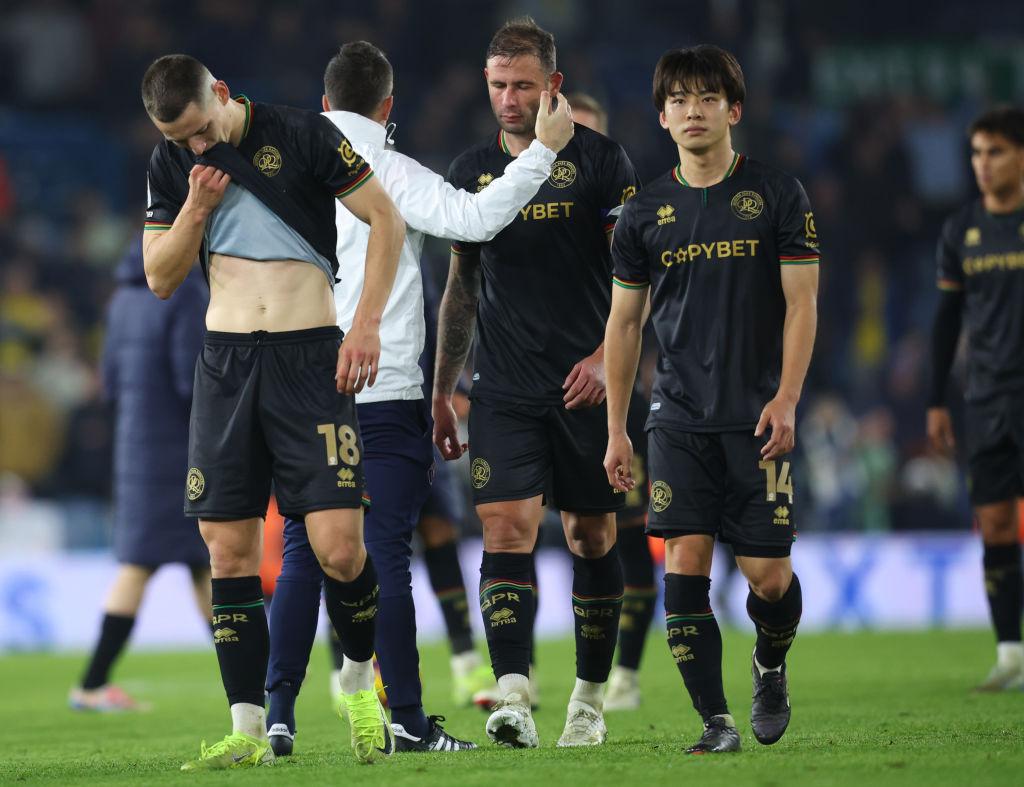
[
  {"xmin": 337, "ymin": 467, "xmax": 356, "ymax": 488},
  {"xmin": 656, "ymin": 204, "xmax": 676, "ymax": 225},
  {"xmin": 773, "ymin": 505, "xmax": 790, "ymax": 526}
]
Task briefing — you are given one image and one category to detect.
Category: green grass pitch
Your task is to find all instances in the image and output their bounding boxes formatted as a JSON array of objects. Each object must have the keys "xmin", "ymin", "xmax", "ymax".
[{"xmin": 2, "ymin": 629, "xmax": 1022, "ymax": 785}]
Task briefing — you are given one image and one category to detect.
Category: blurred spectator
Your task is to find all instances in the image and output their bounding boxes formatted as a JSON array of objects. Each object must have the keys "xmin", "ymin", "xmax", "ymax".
[{"xmin": 68, "ymin": 238, "xmax": 210, "ymax": 710}]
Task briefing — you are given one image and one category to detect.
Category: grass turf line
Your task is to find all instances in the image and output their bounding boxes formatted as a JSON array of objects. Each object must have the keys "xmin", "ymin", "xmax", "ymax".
[{"xmin": 1, "ymin": 629, "xmax": 1022, "ymax": 785}]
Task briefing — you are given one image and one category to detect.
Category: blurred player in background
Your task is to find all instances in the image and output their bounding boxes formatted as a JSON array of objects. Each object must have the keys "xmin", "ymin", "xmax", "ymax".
[
  {"xmin": 141, "ymin": 53, "xmax": 405, "ymax": 768},
  {"xmin": 605, "ymin": 45, "xmax": 819, "ymax": 754},
  {"xmin": 435, "ymin": 17, "xmax": 640, "ymax": 748},
  {"xmin": 70, "ymin": 238, "xmax": 210, "ymax": 712},
  {"xmin": 263, "ymin": 40, "xmax": 572, "ymax": 756},
  {"xmin": 927, "ymin": 106, "xmax": 1024, "ymax": 691},
  {"xmin": 564, "ymin": 90, "xmax": 656, "ymax": 712}
]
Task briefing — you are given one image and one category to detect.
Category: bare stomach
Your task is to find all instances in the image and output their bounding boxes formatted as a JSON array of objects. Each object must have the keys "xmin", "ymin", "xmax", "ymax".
[{"xmin": 205, "ymin": 255, "xmax": 336, "ymax": 332}]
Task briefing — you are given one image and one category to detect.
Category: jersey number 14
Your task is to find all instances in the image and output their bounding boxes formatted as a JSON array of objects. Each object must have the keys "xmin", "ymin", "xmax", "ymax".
[{"xmin": 758, "ymin": 459, "xmax": 793, "ymax": 503}]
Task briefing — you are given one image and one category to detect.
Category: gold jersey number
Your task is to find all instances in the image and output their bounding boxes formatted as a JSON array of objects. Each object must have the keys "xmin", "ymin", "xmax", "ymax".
[
  {"xmin": 317, "ymin": 423, "xmax": 361, "ymax": 467},
  {"xmin": 758, "ymin": 459, "xmax": 793, "ymax": 503}
]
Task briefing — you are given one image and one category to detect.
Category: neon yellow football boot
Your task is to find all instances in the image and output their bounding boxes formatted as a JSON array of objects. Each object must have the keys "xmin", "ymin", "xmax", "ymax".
[
  {"xmin": 340, "ymin": 689, "xmax": 395, "ymax": 763},
  {"xmin": 179, "ymin": 731, "xmax": 274, "ymax": 771}
]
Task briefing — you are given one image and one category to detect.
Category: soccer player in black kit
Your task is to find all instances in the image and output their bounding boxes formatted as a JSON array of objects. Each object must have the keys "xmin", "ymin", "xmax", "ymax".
[
  {"xmin": 433, "ymin": 17, "xmax": 640, "ymax": 748},
  {"xmin": 604, "ymin": 46, "xmax": 819, "ymax": 754},
  {"xmin": 928, "ymin": 106, "xmax": 1024, "ymax": 691}
]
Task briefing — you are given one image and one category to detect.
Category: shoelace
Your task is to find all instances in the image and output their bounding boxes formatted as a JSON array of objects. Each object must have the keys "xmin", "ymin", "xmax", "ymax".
[
  {"xmin": 199, "ymin": 733, "xmax": 256, "ymax": 762},
  {"xmin": 754, "ymin": 671, "xmax": 786, "ymax": 705},
  {"xmin": 348, "ymin": 696, "xmax": 384, "ymax": 748},
  {"xmin": 426, "ymin": 715, "xmax": 474, "ymax": 749},
  {"xmin": 565, "ymin": 707, "xmax": 600, "ymax": 734}
]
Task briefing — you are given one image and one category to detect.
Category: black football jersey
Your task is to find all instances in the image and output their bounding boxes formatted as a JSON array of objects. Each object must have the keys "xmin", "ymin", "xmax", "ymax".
[
  {"xmin": 144, "ymin": 96, "xmax": 373, "ymax": 278},
  {"xmin": 612, "ymin": 154, "xmax": 820, "ymax": 431},
  {"xmin": 446, "ymin": 124, "xmax": 640, "ymax": 404},
  {"xmin": 937, "ymin": 200, "xmax": 1024, "ymax": 402}
]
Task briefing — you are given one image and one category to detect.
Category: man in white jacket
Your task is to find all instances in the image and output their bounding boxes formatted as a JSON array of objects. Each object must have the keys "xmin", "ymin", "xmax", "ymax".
[{"xmin": 264, "ymin": 40, "xmax": 574, "ymax": 756}]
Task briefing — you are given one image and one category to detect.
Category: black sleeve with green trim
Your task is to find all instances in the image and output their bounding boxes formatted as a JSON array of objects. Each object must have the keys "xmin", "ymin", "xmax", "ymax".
[
  {"xmin": 610, "ymin": 198, "xmax": 649, "ymax": 289},
  {"xmin": 308, "ymin": 113, "xmax": 374, "ymax": 200},
  {"xmin": 775, "ymin": 176, "xmax": 821, "ymax": 265},
  {"xmin": 144, "ymin": 143, "xmax": 188, "ymax": 231}
]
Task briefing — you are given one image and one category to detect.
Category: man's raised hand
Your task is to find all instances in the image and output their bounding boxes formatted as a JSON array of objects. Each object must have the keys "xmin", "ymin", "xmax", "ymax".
[
  {"xmin": 186, "ymin": 165, "xmax": 231, "ymax": 215},
  {"xmin": 535, "ymin": 90, "xmax": 574, "ymax": 153}
]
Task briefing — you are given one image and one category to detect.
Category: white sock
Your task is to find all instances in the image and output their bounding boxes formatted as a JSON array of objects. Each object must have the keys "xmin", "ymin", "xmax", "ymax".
[
  {"xmin": 996, "ymin": 641, "xmax": 1024, "ymax": 668},
  {"xmin": 568, "ymin": 678, "xmax": 605, "ymax": 712},
  {"xmin": 497, "ymin": 672, "xmax": 530, "ymax": 702},
  {"xmin": 611, "ymin": 665, "xmax": 638, "ymax": 684},
  {"xmin": 451, "ymin": 650, "xmax": 483, "ymax": 678},
  {"xmin": 754, "ymin": 653, "xmax": 781, "ymax": 678},
  {"xmin": 339, "ymin": 657, "xmax": 374, "ymax": 694},
  {"xmin": 230, "ymin": 702, "xmax": 267, "ymax": 739}
]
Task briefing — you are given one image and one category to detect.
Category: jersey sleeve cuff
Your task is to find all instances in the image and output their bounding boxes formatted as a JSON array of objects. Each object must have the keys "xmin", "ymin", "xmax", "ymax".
[
  {"xmin": 612, "ymin": 275, "xmax": 649, "ymax": 290},
  {"xmin": 144, "ymin": 221, "xmax": 173, "ymax": 231},
  {"xmin": 937, "ymin": 278, "xmax": 963, "ymax": 292},
  {"xmin": 779, "ymin": 255, "xmax": 820, "ymax": 265},
  {"xmin": 334, "ymin": 167, "xmax": 374, "ymax": 199}
]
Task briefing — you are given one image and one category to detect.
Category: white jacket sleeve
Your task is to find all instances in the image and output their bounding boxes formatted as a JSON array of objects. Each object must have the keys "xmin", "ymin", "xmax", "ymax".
[{"xmin": 381, "ymin": 140, "xmax": 557, "ymax": 242}]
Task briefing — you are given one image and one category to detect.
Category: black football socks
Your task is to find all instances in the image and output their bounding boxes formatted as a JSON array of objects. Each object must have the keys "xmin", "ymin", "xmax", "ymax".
[
  {"xmin": 616, "ymin": 526, "xmax": 657, "ymax": 670},
  {"xmin": 572, "ymin": 546, "xmax": 624, "ymax": 683},
  {"xmin": 480, "ymin": 551, "xmax": 535, "ymax": 680},
  {"xmin": 425, "ymin": 541, "xmax": 475, "ymax": 655},
  {"xmin": 983, "ymin": 543, "xmax": 1023, "ymax": 643},
  {"xmin": 210, "ymin": 576, "xmax": 268, "ymax": 707},
  {"xmin": 664, "ymin": 573, "xmax": 728, "ymax": 720},
  {"xmin": 81, "ymin": 613, "xmax": 135, "ymax": 690}
]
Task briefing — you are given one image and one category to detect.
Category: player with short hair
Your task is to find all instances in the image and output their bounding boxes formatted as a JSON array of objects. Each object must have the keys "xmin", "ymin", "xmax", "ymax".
[
  {"xmin": 927, "ymin": 106, "xmax": 1024, "ymax": 691},
  {"xmin": 262, "ymin": 40, "xmax": 573, "ymax": 755},
  {"xmin": 563, "ymin": 90, "xmax": 657, "ymax": 711},
  {"xmin": 604, "ymin": 45, "xmax": 819, "ymax": 754},
  {"xmin": 140, "ymin": 53, "xmax": 405, "ymax": 768},
  {"xmin": 434, "ymin": 17, "xmax": 640, "ymax": 748}
]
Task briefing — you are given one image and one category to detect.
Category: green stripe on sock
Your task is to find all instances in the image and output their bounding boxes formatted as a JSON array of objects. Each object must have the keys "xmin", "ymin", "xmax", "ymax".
[{"xmin": 212, "ymin": 600, "xmax": 264, "ymax": 611}]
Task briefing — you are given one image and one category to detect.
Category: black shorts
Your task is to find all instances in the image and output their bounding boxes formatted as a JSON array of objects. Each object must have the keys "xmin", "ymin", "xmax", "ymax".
[
  {"xmin": 185, "ymin": 327, "xmax": 365, "ymax": 521},
  {"xmin": 966, "ymin": 394, "xmax": 1024, "ymax": 506},
  {"xmin": 620, "ymin": 391, "xmax": 651, "ymax": 523},
  {"xmin": 468, "ymin": 396, "xmax": 624, "ymax": 514},
  {"xmin": 646, "ymin": 426, "xmax": 795, "ymax": 557}
]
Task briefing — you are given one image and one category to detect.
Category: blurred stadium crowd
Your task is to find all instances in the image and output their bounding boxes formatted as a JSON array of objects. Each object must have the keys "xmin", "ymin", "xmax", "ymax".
[{"xmin": 2, "ymin": 0, "xmax": 1022, "ymax": 548}]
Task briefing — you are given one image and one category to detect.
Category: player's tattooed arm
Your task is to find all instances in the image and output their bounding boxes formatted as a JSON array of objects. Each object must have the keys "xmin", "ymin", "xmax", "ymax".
[{"xmin": 432, "ymin": 252, "xmax": 481, "ymax": 459}]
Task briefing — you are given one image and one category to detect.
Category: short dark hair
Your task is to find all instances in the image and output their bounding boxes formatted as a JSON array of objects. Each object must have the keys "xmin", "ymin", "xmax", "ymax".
[
  {"xmin": 324, "ymin": 41, "xmax": 393, "ymax": 117},
  {"xmin": 486, "ymin": 16, "xmax": 556, "ymax": 74},
  {"xmin": 652, "ymin": 45, "xmax": 745, "ymax": 111},
  {"xmin": 969, "ymin": 106, "xmax": 1024, "ymax": 147},
  {"xmin": 141, "ymin": 54, "xmax": 211, "ymax": 122}
]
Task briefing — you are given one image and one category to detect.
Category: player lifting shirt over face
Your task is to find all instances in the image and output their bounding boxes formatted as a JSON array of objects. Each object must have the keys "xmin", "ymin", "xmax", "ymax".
[
  {"xmin": 433, "ymin": 16, "xmax": 640, "ymax": 749},
  {"xmin": 140, "ymin": 54, "xmax": 404, "ymax": 769},
  {"xmin": 604, "ymin": 45, "xmax": 819, "ymax": 755}
]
